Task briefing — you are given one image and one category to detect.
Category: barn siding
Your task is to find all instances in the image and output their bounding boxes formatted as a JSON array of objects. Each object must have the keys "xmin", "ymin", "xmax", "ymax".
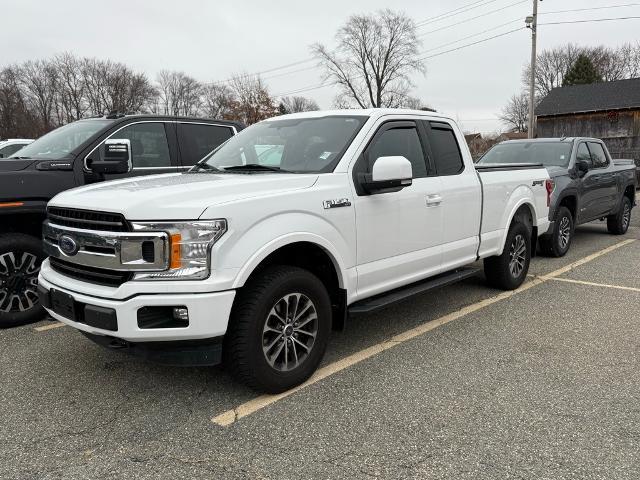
[{"xmin": 537, "ymin": 110, "xmax": 640, "ymax": 163}]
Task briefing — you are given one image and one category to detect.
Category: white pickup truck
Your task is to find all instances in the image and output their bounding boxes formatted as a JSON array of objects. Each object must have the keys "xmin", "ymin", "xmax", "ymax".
[{"xmin": 38, "ymin": 109, "xmax": 551, "ymax": 392}]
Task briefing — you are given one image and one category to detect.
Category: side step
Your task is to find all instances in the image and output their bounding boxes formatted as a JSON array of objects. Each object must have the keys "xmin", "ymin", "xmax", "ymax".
[{"xmin": 348, "ymin": 267, "xmax": 480, "ymax": 315}]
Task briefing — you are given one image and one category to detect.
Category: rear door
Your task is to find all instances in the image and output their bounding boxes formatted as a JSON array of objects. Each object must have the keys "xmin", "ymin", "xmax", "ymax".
[
  {"xmin": 577, "ymin": 141, "xmax": 614, "ymax": 221},
  {"xmin": 587, "ymin": 142, "xmax": 617, "ymax": 214},
  {"xmin": 176, "ymin": 122, "xmax": 236, "ymax": 169},
  {"xmin": 422, "ymin": 121, "xmax": 481, "ymax": 271}
]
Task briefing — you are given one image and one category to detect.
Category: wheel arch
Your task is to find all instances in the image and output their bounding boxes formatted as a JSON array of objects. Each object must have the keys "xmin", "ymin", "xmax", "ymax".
[{"xmin": 232, "ymin": 235, "xmax": 349, "ymax": 330}]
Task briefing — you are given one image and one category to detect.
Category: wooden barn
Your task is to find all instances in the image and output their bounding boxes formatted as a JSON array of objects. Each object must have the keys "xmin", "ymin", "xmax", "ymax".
[{"xmin": 535, "ymin": 78, "xmax": 640, "ymax": 167}]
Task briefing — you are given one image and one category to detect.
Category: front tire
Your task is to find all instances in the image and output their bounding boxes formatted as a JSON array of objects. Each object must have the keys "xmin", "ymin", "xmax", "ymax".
[
  {"xmin": 0, "ymin": 233, "xmax": 46, "ymax": 328},
  {"xmin": 539, "ymin": 206, "xmax": 573, "ymax": 257},
  {"xmin": 484, "ymin": 221, "xmax": 531, "ymax": 290},
  {"xmin": 607, "ymin": 196, "xmax": 632, "ymax": 235},
  {"xmin": 223, "ymin": 266, "xmax": 332, "ymax": 393}
]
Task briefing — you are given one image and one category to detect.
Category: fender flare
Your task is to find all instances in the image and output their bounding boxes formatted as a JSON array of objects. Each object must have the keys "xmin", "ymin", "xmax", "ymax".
[{"xmin": 232, "ymin": 232, "xmax": 349, "ymax": 290}]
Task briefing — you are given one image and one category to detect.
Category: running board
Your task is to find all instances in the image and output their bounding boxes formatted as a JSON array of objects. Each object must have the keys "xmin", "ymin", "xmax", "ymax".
[{"xmin": 348, "ymin": 267, "xmax": 480, "ymax": 315}]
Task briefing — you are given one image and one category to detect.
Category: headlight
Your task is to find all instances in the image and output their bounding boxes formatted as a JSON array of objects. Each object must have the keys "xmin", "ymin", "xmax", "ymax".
[{"xmin": 131, "ymin": 220, "xmax": 227, "ymax": 280}]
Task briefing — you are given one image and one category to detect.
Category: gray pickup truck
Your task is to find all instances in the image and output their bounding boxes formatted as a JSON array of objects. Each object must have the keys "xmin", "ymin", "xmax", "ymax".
[{"xmin": 479, "ymin": 138, "xmax": 636, "ymax": 257}]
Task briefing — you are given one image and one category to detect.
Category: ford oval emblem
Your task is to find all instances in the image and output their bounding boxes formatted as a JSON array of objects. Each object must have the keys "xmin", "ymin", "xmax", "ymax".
[{"xmin": 59, "ymin": 235, "xmax": 79, "ymax": 256}]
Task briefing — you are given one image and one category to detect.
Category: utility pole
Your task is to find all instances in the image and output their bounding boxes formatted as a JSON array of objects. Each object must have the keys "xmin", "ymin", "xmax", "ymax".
[{"xmin": 526, "ymin": 0, "xmax": 539, "ymax": 138}]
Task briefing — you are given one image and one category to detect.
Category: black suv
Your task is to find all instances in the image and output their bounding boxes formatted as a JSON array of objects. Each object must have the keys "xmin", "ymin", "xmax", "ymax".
[{"xmin": 0, "ymin": 114, "xmax": 242, "ymax": 327}]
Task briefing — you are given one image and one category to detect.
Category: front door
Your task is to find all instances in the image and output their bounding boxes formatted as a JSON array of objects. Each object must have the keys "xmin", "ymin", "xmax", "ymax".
[
  {"xmin": 88, "ymin": 122, "xmax": 179, "ymax": 181},
  {"xmin": 577, "ymin": 142, "xmax": 613, "ymax": 222},
  {"xmin": 353, "ymin": 120, "xmax": 443, "ymax": 299}
]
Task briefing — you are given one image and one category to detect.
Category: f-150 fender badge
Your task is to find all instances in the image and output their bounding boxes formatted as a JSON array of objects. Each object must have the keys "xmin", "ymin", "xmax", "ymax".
[
  {"xmin": 532, "ymin": 180, "xmax": 544, "ymax": 186},
  {"xmin": 323, "ymin": 198, "xmax": 351, "ymax": 209}
]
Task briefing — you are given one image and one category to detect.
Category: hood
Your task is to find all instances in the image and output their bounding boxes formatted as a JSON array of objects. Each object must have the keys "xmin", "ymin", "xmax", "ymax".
[
  {"xmin": 545, "ymin": 165, "xmax": 570, "ymax": 178},
  {"xmin": 0, "ymin": 159, "xmax": 37, "ymax": 172},
  {"xmin": 49, "ymin": 172, "xmax": 319, "ymax": 220}
]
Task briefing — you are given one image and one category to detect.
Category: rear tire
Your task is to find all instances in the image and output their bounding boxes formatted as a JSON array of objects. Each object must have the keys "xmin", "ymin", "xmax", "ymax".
[
  {"xmin": 539, "ymin": 206, "xmax": 573, "ymax": 257},
  {"xmin": 0, "ymin": 233, "xmax": 46, "ymax": 328},
  {"xmin": 484, "ymin": 221, "xmax": 531, "ymax": 290},
  {"xmin": 223, "ymin": 265, "xmax": 332, "ymax": 393},
  {"xmin": 607, "ymin": 196, "xmax": 632, "ymax": 235}
]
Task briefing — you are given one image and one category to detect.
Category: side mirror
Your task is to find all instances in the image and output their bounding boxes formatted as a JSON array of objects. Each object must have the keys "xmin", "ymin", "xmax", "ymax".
[
  {"xmin": 360, "ymin": 156, "xmax": 413, "ymax": 194},
  {"xmin": 576, "ymin": 159, "xmax": 589, "ymax": 176},
  {"xmin": 89, "ymin": 139, "xmax": 132, "ymax": 174}
]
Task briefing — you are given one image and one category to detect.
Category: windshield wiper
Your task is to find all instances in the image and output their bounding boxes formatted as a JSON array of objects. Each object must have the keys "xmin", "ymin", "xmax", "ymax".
[
  {"xmin": 222, "ymin": 164, "xmax": 291, "ymax": 173},
  {"xmin": 190, "ymin": 163, "xmax": 221, "ymax": 172}
]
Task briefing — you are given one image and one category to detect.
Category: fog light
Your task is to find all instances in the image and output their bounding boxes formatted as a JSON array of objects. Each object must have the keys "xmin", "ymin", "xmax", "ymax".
[{"xmin": 173, "ymin": 307, "xmax": 189, "ymax": 322}]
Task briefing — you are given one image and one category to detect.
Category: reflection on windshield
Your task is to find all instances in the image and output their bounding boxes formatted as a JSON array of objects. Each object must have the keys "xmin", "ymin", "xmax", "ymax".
[
  {"xmin": 480, "ymin": 142, "xmax": 573, "ymax": 167},
  {"xmin": 9, "ymin": 119, "xmax": 113, "ymax": 160},
  {"xmin": 196, "ymin": 115, "xmax": 367, "ymax": 173}
]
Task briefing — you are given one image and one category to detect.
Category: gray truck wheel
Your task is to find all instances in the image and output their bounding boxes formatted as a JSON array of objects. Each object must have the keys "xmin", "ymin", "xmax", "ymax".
[
  {"xmin": 607, "ymin": 197, "xmax": 632, "ymax": 235},
  {"xmin": 484, "ymin": 221, "xmax": 531, "ymax": 290},
  {"xmin": 0, "ymin": 233, "xmax": 46, "ymax": 328},
  {"xmin": 223, "ymin": 265, "xmax": 332, "ymax": 393},
  {"xmin": 539, "ymin": 206, "xmax": 573, "ymax": 257}
]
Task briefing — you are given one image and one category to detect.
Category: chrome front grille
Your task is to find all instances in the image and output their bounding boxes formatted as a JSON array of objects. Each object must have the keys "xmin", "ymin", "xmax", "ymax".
[
  {"xmin": 47, "ymin": 207, "xmax": 128, "ymax": 232},
  {"xmin": 49, "ymin": 257, "xmax": 133, "ymax": 287},
  {"xmin": 43, "ymin": 208, "xmax": 169, "ymax": 285}
]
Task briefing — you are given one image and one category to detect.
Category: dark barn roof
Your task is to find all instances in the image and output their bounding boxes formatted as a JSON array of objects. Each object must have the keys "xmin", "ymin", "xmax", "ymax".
[{"xmin": 536, "ymin": 77, "xmax": 640, "ymax": 117}]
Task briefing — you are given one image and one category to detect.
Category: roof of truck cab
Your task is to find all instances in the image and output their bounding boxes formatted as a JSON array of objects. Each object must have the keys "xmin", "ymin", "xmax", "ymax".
[
  {"xmin": 270, "ymin": 108, "xmax": 452, "ymax": 121},
  {"xmin": 500, "ymin": 137, "xmax": 603, "ymax": 144},
  {"xmin": 80, "ymin": 114, "xmax": 244, "ymax": 129}
]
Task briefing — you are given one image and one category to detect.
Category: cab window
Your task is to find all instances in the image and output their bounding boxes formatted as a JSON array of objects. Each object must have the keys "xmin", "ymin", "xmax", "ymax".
[
  {"xmin": 178, "ymin": 123, "xmax": 235, "ymax": 166},
  {"xmin": 366, "ymin": 125, "xmax": 428, "ymax": 178},
  {"xmin": 588, "ymin": 142, "xmax": 609, "ymax": 168},
  {"xmin": 576, "ymin": 143, "xmax": 593, "ymax": 168},
  {"xmin": 103, "ymin": 123, "xmax": 171, "ymax": 168}
]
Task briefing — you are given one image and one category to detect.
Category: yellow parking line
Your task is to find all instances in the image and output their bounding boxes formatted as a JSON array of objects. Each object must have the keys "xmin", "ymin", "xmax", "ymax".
[
  {"xmin": 548, "ymin": 277, "xmax": 640, "ymax": 293},
  {"xmin": 34, "ymin": 321, "xmax": 66, "ymax": 332},
  {"xmin": 212, "ymin": 238, "xmax": 636, "ymax": 427}
]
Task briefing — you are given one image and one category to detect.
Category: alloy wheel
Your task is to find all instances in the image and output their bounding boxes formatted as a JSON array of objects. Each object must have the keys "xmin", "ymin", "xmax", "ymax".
[
  {"xmin": 262, "ymin": 293, "xmax": 318, "ymax": 372},
  {"xmin": 0, "ymin": 251, "xmax": 40, "ymax": 313},
  {"xmin": 622, "ymin": 203, "xmax": 631, "ymax": 231},
  {"xmin": 508, "ymin": 234, "xmax": 526, "ymax": 278},
  {"xmin": 558, "ymin": 216, "xmax": 571, "ymax": 249}
]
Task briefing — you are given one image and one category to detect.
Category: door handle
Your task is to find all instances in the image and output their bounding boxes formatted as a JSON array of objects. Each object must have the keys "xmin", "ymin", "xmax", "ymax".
[{"xmin": 426, "ymin": 194, "xmax": 443, "ymax": 207}]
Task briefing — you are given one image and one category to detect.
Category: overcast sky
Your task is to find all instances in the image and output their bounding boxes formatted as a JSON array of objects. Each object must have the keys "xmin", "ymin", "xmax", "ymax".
[{"xmin": 1, "ymin": 0, "xmax": 639, "ymax": 133}]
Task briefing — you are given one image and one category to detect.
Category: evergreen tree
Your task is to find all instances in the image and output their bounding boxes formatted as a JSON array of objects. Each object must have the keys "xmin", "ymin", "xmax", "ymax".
[{"xmin": 562, "ymin": 54, "xmax": 602, "ymax": 86}]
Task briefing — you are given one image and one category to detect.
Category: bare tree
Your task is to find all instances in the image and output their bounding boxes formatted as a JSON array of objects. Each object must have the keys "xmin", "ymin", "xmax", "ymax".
[
  {"xmin": 499, "ymin": 93, "xmax": 529, "ymax": 133},
  {"xmin": 155, "ymin": 70, "xmax": 202, "ymax": 116},
  {"xmin": 200, "ymin": 83, "xmax": 236, "ymax": 119},
  {"xmin": 53, "ymin": 53, "xmax": 87, "ymax": 124},
  {"xmin": 312, "ymin": 9, "xmax": 424, "ymax": 108},
  {"xmin": 0, "ymin": 66, "xmax": 39, "ymax": 138},
  {"xmin": 227, "ymin": 74, "xmax": 277, "ymax": 125},
  {"xmin": 19, "ymin": 59, "xmax": 58, "ymax": 131},
  {"xmin": 523, "ymin": 43, "xmax": 639, "ymax": 97},
  {"xmin": 278, "ymin": 96, "xmax": 319, "ymax": 114}
]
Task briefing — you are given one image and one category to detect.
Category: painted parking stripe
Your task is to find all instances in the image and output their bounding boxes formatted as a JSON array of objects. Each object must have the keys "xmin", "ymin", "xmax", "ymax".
[
  {"xmin": 212, "ymin": 238, "xmax": 636, "ymax": 427},
  {"xmin": 34, "ymin": 321, "xmax": 66, "ymax": 332},
  {"xmin": 548, "ymin": 277, "xmax": 640, "ymax": 293}
]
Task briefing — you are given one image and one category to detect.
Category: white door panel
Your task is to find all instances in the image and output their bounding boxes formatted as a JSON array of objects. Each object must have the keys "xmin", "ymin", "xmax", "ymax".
[
  {"xmin": 439, "ymin": 172, "xmax": 481, "ymax": 267},
  {"xmin": 354, "ymin": 176, "xmax": 443, "ymax": 297}
]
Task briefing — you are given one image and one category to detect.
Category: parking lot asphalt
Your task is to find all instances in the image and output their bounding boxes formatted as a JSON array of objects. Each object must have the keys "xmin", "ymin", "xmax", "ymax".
[{"xmin": 1, "ymin": 211, "xmax": 639, "ymax": 479}]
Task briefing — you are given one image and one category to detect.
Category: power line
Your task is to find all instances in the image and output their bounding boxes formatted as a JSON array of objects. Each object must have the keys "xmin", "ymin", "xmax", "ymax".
[
  {"xmin": 540, "ymin": 3, "xmax": 640, "ymax": 16},
  {"xmin": 539, "ymin": 16, "xmax": 640, "ymax": 26},
  {"xmin": 422, "ymin": 18, "xmax": 522, "ymax": 53},
  {"xmin": 207, "ymin": 0, "xmax": 506, "ymax": 87},
  {"xmin": 421, "ymin": 27, "xmax": 525, "ymax": 60},
  {"xmin": 418, "ymin": 0, "xmax": 528, "ymax": 37}
]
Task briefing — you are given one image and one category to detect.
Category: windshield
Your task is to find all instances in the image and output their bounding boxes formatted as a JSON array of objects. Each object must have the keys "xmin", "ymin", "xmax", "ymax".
[
  {"xmin": 479, "ymin": 141, "xmax": 573, "ymax": 167},
  {"xmin": 196, "ymin": 115, "xmax": 367, "ymax": 173},
  {"xmin": 9, "ymin": 119, "xmax": 113, "ymax": 160}
]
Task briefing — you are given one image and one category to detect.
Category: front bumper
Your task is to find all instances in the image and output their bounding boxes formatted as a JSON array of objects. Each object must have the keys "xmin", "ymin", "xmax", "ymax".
[{"xmin": 38, "ymin": 264, "xmax": 236, "ymax": 343}]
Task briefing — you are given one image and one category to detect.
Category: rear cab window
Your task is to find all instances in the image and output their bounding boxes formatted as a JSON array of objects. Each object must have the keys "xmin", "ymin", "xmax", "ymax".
[
  {"xmin": 424, "ymin": 122, "xmax": 464, "ymax": 175},
  {"xmin": 587, "ymin": 142, "xmax": 609, "ymax": 168},
  {"xmin": 178, "ymin": 123, "xmax": 235, "ymax": 166}
]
